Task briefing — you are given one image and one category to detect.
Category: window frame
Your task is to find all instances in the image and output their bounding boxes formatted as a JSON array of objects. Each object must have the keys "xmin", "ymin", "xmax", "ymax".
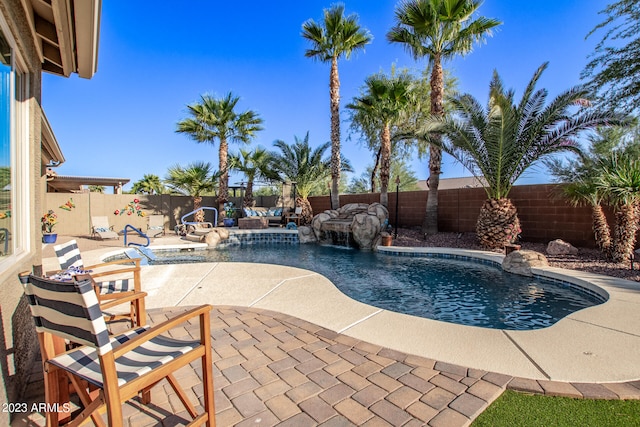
[{"xmin": 0, "ymin": 15, "xmax": 31, "ymax": 273}]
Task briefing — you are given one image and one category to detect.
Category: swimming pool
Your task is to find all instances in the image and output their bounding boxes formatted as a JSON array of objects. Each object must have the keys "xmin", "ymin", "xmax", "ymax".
[{"xmin": 140, "ymin": 244, "xmax": 603, "ymax": 330}]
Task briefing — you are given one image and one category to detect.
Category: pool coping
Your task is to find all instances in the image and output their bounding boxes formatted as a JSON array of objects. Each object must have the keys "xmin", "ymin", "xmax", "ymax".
[{"xmin": 44, "ymin": 236, "xmax": 640, "ymax": 384}]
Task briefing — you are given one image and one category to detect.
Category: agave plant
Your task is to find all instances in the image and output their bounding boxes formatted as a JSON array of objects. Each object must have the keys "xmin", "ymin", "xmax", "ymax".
[{"xmin": 428, "ymin": 62, "xmax": 623, "ymax": 249}]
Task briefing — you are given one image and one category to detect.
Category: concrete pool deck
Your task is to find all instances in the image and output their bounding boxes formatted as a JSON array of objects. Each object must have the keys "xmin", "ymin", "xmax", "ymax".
[{"xmin": 41, "ymin": 234, "xmax": 640, "ymax": 383}]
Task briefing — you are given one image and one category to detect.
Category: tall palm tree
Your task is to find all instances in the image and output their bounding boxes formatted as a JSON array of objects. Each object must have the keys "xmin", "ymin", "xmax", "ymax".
[
  {"xmin": 229, "ymin": 147, "xmax": 279, "ymax": 209},
  {"xmin": 428, "ymin": 63, "xmax": 624, "ymax": 249},
  {"xmin": 595, "ymin": 153, "xmax": 640, "ymax": 263},
  {"xmin": 388, "ymin": 0, "xmax": 500, "ymax": 235},
  {"xmin": 302, "ymin": 3, "xmax": 372, "ymax": 210},
  {"xmin": 131, "ymin": 174, "xmax": 165, "ymax": 195},
  {"xmin": 347, "ymin": 72, "xmax": 413, "ymax": 207},
  {"xmin": 176, "ymin": 92, "xmax": 263, "ymax": 219},
  {"xmin": 270, "ymin": 132, "xmax": 352, "ymax": 224},
  {"xmin": 164, "ymin": 162, "xmax": 219, "ymax": 223}
]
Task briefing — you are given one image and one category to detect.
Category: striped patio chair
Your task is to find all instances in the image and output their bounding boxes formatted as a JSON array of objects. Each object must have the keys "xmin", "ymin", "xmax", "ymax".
[
  {"xmin": 54, "ymin": 239, "xmax": 147, "ymax": 327},
  {"xmin": 18, "ymin": 272, "xmax": 216, "ymax": 427}
]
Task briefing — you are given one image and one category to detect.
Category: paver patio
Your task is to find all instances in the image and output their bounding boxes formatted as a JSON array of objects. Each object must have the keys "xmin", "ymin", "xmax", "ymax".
[{"xmin": 15, "ymin": 303, "xmax": 640, "ymax": 426}]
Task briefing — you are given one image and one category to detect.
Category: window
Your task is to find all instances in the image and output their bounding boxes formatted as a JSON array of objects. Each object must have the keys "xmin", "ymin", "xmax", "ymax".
[
  {"xmin": 0, "ymin": 23, "xmax": 28, "ymax": 266},
  {"xmin": 0, "ymin": 29, "xmax": 12, "ymax": 259}
]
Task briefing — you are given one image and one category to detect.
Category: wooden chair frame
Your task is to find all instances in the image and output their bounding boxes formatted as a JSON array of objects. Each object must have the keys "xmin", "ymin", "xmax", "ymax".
[
  {"xmin": 53, "ymin": 240, "xmax": 147, "ymax": 327},
  {"xmin": 20, "ymin": 273, "xmax": 216, "ymax": 427}
]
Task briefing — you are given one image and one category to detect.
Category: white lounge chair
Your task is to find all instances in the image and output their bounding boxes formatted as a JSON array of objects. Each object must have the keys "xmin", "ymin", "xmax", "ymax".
[
  {"xmin": 147, "ymin": 214, "xmax": 165, "ymax": 237},
  {"xmin": 91, "ymin": 215, "xmax": 119, "ymax": 240}
]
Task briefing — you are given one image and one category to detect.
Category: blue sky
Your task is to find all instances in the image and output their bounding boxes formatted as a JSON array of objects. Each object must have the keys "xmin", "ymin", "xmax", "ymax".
[{"xmin": 42, "ymin": 1, "xmax": 606, "ymax": 191}]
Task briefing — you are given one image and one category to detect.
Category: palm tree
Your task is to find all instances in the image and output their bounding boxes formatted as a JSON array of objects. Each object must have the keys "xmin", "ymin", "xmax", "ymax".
[
  {"xmin": 88, "ymin": 185, "xmax": 104, "ymax": 193},
  {"xmin": 270, "ymin": 132, "xmax": 352, "ymax": 224},
  {"xmin": 595, "ymin": 153, "xmax": 640, "ymax": 263},
  {"xmin": 131, "ymin": 174, "xmax": 165, "ymax": 195},
  {"xmin": 302, "ymin": 3, "xmax": 372, "ymax": 210},
  {"xmin": 546, "ymin": 126, "xmax": 640, "ymax": 255},
  {"xmin": 229, "ymin": 147, "xmax": 279, "ymax": 209},
  {"xmin": 562, "ymin": 179, "xmax": 611, "ymax": 254},
  {"xmin": 164, "ymin": 162, "xmax": 219, "ymax": 223},
  {"xmin": 347, "ymin": 72, "xmax": 413, "ymax": 207},
  {"xmin": 388, "ymin": 0, "xmax": 501, "ymax": 235},
  {"xmin": 428, "ymin": 63, "xmax": 624, "ymax": 249},
  {"xmin": 176, "ymin": 92, "xmax": 263, "ymax": 219}
]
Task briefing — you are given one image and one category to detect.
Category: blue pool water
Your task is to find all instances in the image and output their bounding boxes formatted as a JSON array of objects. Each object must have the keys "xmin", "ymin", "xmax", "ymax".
[{"xmin": 149, "ymin": 244, "xmax": 603, "ymax": 330}]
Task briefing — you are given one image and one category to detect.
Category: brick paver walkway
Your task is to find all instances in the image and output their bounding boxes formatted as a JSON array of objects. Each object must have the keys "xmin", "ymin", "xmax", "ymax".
[{"xmin": 17, "ymin": 306, "xmax": 511, "ymax": 426}]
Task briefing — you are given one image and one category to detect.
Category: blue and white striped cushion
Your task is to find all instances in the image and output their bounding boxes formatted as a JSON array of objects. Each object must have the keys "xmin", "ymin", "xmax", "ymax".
[
  {"xmin": 49, "ymin": 328, "xmax": 199, "ymax": 388},
  {"xmin": 54, "ymin": 240, "xmax": 84, "ymax": 270},
  {"xmin": 22, "ymin": 275, "xmax": 112, "ymax": 354},
  {"xmin": 96, "ymin": 279, "xmax": 132, "ymax": 294}
]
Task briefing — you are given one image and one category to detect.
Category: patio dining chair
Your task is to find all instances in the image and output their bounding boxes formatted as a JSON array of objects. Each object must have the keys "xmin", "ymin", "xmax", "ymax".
[
  {"xmin": 91, "ymin": 216, "xmax": 119, "ymax": 240},
  {"xmin": 54, "ymin": 239, "xmax": 146, "ymax": 327},
  {"xmin": 18, "ymin": 272, "xmax": 216, "ymax": 427}
]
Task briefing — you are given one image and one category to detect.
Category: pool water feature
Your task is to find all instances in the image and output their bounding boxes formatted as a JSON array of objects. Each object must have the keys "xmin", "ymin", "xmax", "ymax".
[{"xmin": 143, "ymin": 244, "xmax": 603, "ymax": 330}]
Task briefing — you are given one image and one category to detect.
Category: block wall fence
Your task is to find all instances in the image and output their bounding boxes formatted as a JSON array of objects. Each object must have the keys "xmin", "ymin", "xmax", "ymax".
[
  {"xmin": 45, "ymin": 184, "xmax": 620, "ymax": 248},
  {"xmin": 309, "ymin": 184, "xmax": 604, "ymax": 248},
  {"xmin": 43, "ymin": 193, "xmax": 278, "ymax": 235}
]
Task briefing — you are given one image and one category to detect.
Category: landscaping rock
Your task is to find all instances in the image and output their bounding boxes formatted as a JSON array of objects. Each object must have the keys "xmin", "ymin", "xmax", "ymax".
[
  {"xmin": 203, "ymin": 230, "xmax": 221, "ymax": 247},
  {"xmin": 215, "ymin": 227, "xmax": 230, "ymax": 240},
  {"xmin": 310, "ymin": 203, "xmax": 389, "ymax": 249},
  {"xmin": 351, "ymin": 212, "xmax": 382, "ymax": 250},
  {"xmin": 546, "ymin": 239, "xmax": 579, "ymax": 255},
  {"xmin": 298, "ymin": 226, "xmax": 316, "ymax": 244},
  {"xmin": 502, "ymin": 250, "xmax": 549, "ymax": 276},
  {"xmin": 311, "ymin": 212, "xmax": 333, "ymax": 240}
]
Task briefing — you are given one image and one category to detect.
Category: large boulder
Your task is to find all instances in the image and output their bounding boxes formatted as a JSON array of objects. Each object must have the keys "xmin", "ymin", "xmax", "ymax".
[
  {"xmin": 311, "ymin": 212, "xmax": 333, "ymax": 241},
  {"xmin": 298, "ymin": 226, "xmax": 317, "ymax": 244},
  {"xmin": 203, "ymin": 230, "xmax": 221, "ymax": 247},
  {"xmin": 351, "ymin": 213, "xmax": 382, "ymax": 250},
  {"xmin": 310, "ymin": 203, "xmax": 389, "ymax": 249},
  {"xmin": 546, "ymin": 239, "xmax": 578, "ymax": 256},
  {"xmin": 203, "ymin": 228, "xmax": 230, "ymax": 247},
  {"xmin": 502, "ymin": 250, "xmax": 549, "ymax": 277},
  {"xmin": 368, "ymin": 202, "xmax": 389, "ymax": 223}
]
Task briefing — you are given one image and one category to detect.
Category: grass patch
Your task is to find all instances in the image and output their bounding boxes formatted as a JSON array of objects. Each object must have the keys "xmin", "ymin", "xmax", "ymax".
[{"xmin": 472, "ymin": 391, "xmax": 640, "ymax": 427}]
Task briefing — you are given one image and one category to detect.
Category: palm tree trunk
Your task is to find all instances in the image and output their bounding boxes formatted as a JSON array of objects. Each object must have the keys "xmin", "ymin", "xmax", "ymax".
[
  {"xmin": 423, "ymin": 55, "xmax": 444, "ymax": 236},
  {"xmin": 218, "ymin": 137, "xmax": 229, "ymax": 219},
  {"xmin": 298, "ymin": 197, "xmax": 313, "ymax": 226},
  {"xmin": 591, "ymin": 203, "xmax": 611, "ymax": 254},
  {"xmin": 193, "ymin": 196, "xmax": 204, "ymax": 223},
  {"xmin": 476, "ymin": 198, "xmax": 520, "ymax": 250},
  {"xmin": 379, "ymin": 124, "xmax": 391, "ymax": 208},
  {"xmin": 611, "ymin": 203, "xmax": 639, "ymax": 263},
  {"xmin": 371, "ymin": 147, "xmax": 381, "ymax": 193},
  {"xmin": 243, "ymin": 180, "xmax": 255, "ymax": 208},
  {"xmin": 330, "ymin": 56, "xmax": 341, "ymax": 210}
]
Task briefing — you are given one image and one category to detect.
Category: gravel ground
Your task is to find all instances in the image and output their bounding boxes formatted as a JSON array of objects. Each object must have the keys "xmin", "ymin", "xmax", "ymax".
[{"xmin": 393, "ymin": 227, "xmax": 640, "ymax": 283}]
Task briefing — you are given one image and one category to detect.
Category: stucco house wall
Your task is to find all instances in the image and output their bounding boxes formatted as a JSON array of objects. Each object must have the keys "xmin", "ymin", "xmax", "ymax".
[
  {"xmin": 0, "ymin": 0, "xmax": 44, "ymax": 416},
  {"xmin": 0, "ymin": 1, "xmax": 100, "ymax": 423}
]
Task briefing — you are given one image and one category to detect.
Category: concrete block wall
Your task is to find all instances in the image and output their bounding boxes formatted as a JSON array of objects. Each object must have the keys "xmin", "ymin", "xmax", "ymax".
[
  {"xmin": 43, "ymin": 193, "xmax": 281, "ymax": 237},
  {"xmin": 309, "ymin": 184, "xmax": 607, "ymax": 248}
]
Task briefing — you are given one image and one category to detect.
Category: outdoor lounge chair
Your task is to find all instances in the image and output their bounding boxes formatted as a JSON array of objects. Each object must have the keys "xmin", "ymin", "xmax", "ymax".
[
  {"xmin": 54, "ymin": 239, "xmax": 146, "ymax": 327},
  {"xmin": 146, "ymin": 214, "xmax": 165, "ymax": 237},
  {"xmin": 91, "ymin": 215, "xmax": 119, "ymax": 240},
  {"xmin": 18, "ymin": 272, "xmax": 215, "ymax": 427}
]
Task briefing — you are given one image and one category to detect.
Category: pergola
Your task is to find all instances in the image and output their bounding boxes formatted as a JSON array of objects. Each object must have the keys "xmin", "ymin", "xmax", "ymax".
[{"xmin": 46, "ymin": 172, "xmax": 130, "ymax": 194}]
